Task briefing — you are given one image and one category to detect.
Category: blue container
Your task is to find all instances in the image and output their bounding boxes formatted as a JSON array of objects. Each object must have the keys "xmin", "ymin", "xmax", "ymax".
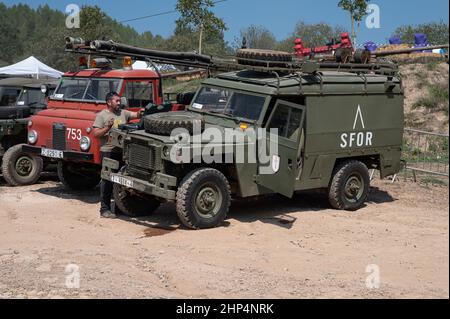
[
  {"xmin": 364, "ymin": 41, "xmax": 378, "ymax": 52},
  {"xmin": 389, "ymin": 37, "xmax": 402, "ymax": 45}
]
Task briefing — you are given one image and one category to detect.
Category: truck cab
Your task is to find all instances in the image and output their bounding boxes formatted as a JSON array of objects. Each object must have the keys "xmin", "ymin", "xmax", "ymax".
[{"xmin": 23, "ymin": 58, "xmax": 184, "ymax": 190}]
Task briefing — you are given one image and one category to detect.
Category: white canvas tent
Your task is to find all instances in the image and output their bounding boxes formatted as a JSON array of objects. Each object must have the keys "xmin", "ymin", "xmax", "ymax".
[
  {"xmin": 0, "ymin": 56, "xmax": 63, "ymax": 79},
  {"xmin": 132, "ymin": 60, "xmax": 178, "ymax": 72}
]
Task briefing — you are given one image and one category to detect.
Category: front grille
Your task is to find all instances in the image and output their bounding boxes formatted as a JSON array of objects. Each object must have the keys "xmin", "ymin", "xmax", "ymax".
[
  {"xmin": 127, "ymin": 142, "xmax": 161, "ymax": 171},
  {"xmin": 53, "ymin": 123, "xmax": 66, "ymax": 150}
]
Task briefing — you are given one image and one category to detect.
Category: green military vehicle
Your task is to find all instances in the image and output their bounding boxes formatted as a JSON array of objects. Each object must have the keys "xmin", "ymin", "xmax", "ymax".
[
  {"xmin": 0, "ymin": 78, "xmax": 58, "ymax": 185},
  {"xmin": 76, "ymin": 41, "xmax": 403, "ymax": 229}
]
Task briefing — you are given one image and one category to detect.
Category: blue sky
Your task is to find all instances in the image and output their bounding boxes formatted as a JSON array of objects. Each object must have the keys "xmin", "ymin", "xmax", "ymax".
[{"xmin": 3, "ymin": 0, "xmax": 449, "ymax": 45}]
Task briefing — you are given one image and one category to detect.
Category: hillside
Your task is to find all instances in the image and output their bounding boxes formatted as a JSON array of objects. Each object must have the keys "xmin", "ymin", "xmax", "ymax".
[{"xmin": 400, "ymin": 62, "xmax": 449, "ymax": 133}]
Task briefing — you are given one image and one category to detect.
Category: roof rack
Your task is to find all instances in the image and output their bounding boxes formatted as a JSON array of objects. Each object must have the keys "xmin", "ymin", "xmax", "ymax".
[{"xmin": 64, "ymin": 38, "xmax": 400, "ymax": 77}]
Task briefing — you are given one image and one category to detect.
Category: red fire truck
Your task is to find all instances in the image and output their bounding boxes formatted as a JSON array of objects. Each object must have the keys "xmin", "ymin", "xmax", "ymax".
[{"xmin": 22, "ymin": 56, "xmax": 186, "ymax": 190}]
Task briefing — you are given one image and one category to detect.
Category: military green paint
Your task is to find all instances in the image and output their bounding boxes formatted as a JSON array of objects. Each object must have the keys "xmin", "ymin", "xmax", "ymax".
[{"xmin": 106, "ymin": 68, "xmax": 404, "ymax": 200}]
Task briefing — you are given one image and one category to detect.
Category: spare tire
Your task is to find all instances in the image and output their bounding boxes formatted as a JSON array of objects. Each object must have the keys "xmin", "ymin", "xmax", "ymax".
[
  {"xmin": 0, "ymin": 106, "xmax": 31, "ymax": 119},
  {"xmin": 236, "ymin": 49, "xmax": 292, "ymax": 67},
  {"xmin": 144, "ymin": 111, "xmax": 205, "ymax": 136}
]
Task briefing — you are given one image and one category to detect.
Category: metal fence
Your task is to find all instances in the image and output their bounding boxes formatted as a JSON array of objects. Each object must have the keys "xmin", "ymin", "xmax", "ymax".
[{"xmin": 402, "ymin": 128, "xmax": 449, "ymax": 181}]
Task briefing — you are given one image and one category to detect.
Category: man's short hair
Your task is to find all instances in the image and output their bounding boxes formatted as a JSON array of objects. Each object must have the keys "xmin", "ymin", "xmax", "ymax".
[{"xmin": 106, "ymin": 92, "xmax": 120, "ymax": 103}]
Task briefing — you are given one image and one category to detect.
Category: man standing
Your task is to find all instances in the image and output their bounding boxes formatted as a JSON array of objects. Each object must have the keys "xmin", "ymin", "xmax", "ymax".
[{"xmin": 93, "ymin": 92, "xmax": 141, "ymax": 219}]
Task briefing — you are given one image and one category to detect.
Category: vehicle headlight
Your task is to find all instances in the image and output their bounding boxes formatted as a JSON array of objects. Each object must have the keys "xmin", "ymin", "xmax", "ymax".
[
  {"xmin": 80, "ymin": 136, "xmax": 91, "ymax": 151},
  {"xmin": 28, "ymin": 130, "xmax": 38, "ymax": 144},
  {"xmin": 162, "ymin": 146, "xmax": 170, "ymax": 158}
]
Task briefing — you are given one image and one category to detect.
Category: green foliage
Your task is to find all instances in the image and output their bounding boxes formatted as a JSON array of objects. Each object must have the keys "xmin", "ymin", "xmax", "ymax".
[
  {"xmin": 0, "ymin": 3, "xmax": 231, "ymax": 71},
  {"xmin": 275, "ymin": 22, "xmax": 346, "ymax": 52},
  {"xmin": 393, "ymin": 21, "xmax": 449, "ymax": 45},
  {"xmin": 413, "ymin": 81, "xmax": 449, "ymax": 111},
  {"xmin": 235, "ymin": 25, "xmax": 277, "ymax": 50},
  {"xmin": 176, "ymin": 0, "xmax": 226, "ymax": 35},
  {"xmin": 338, "ymin": 0, "xmax": 370, "ymax": 22},
  {"xmin": 175, "ymin": 0, "xmax": 227, "ymax": 54}
]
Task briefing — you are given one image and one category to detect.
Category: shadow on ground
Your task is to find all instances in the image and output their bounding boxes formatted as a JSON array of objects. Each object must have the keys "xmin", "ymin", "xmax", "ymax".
[
  {"xmin": 122, "ymin": 187, "xmax": 397, "ymax": 234},
  {"xmin": 33, "ymin": 174, "xmax": 100, "ymax": 205},
  {"xmin": 2, "ymin": 172, "xmax": 397, "ymax": 234}
]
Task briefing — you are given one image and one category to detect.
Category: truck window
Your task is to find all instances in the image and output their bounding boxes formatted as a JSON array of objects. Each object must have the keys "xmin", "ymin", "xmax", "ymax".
[
  {"xmin": 54, "ymin": 78, "xmax": 89, "ymax": 100},
  {"xmin": 0, "ymin": 88, "xmax": 21, "ymax": 106},
  {"xmin": 84, "ymin": 79, "xmax": 120, "ymax": 101},
  {"xmin": 193, "ymin": 87, "xmax": 231, "ymax": 112},
  {"xmin": 225, "ymin": 93, "xmax": 265, "ymax": 121},
  {"xmin": 53, "ymin": 78, "xmax": 120, "ymax": 102},
  {"xmin": 16, "ymin": 89, "xmax": 44, "ymax": 106},
  {"xmin": 125, "ymin": 81, "xmax": 153, "ymax": 108},
  {"xmin": 268, "ymin": 104, "xmax": 303, "ymax": 140}
]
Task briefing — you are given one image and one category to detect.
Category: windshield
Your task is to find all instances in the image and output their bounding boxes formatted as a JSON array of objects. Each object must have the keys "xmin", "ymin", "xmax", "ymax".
[
  {"xmin": 16, "ymin": 88, "xmax": 47, "ymax": 106},
  {"xmin": 0, "ymin": 87, "xmax": 22, "ymax": 106},
  {"xmin": 52, "ymin": 77, "xmax": 121, "ymax": 102},
  {"xmin": 191, "ymin": 87, "xmax": 266, "ymax": 122}
]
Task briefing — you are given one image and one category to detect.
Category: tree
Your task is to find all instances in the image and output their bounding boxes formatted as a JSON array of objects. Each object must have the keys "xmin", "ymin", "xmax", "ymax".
[
  {"xmin": 79, "ymin": 6, "xmax": 112, "ymax": 40},
  {"xmin": 276, "ymin": 22, "xmax": 346, "ymax": 52},
  {"xmin": 236, "ymin": 25, "xmax": 277, "ymax": 50},
  {"xmin": 393, "ymin": 21, "xmax": 449, "ymax": 45},
  {"xmin": 176, "ymin": 0, "xmax": 227, "ymax": 54},
  {"xmin": 338, "ymin": 0, "xmax": 370, "ymax": 45},
  {"xmin": 0, "ymin": 19, "xmax": 23, "ymax": 65}
]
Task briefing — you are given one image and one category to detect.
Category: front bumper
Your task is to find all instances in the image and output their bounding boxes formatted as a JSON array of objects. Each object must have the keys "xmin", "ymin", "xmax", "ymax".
[
  {"xmin": 101, "ymin": 158, "xmax": 177, "ymax": 201},
  {"xmin": 22, "ymin": 145, "xmax": 94, "ymax": 162}
]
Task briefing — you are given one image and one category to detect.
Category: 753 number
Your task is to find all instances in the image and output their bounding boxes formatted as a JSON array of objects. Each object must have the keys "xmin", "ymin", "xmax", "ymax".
[{"xmin": 67, "ymin": 128, "xmax": 82, "ymax": 141}]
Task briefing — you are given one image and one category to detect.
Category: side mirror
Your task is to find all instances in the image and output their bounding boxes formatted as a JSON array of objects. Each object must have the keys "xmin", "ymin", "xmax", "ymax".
[{"xmin": 120, "ymin": 96, "xmax": 129, "ymax": 108}]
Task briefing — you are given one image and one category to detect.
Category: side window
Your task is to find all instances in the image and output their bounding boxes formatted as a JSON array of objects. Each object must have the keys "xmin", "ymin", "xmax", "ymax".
[
  {"xmin": 287, "ymin": 108, "xmax": 303, "ymax": 141},
  {"xmin": 125, "ymin": 81, "xmax": 153, "ymax": 108},
  {"xmin": 268, "ymin": 103, "xmax": 303, "ymax": 140},
  {"xmin": 268, "ymin": 104, "xmax": 289, "ymax": 138}
]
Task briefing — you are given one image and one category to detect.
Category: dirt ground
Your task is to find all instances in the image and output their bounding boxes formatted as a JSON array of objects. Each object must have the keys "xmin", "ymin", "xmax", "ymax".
[{"xmin": 0, "ymin": 173, "xmax": 448, "ymax": 299}]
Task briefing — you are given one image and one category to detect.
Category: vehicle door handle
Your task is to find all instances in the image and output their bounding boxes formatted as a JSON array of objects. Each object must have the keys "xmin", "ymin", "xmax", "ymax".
[{"xmin": 288, "ymin": 159, "xmax": 293, "ymax": 170}]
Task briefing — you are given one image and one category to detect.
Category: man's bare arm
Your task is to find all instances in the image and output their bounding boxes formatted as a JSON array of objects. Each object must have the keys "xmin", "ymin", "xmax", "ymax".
[
  {"xmin": 129, "ymin": 111, "xmax": 142, "ymax": 121},
  {"xmin": 93, "ymin": 118, "xmax": 114, "ymax": 138}
]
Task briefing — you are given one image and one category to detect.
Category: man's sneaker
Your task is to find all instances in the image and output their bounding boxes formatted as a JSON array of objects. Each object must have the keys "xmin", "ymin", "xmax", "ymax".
[{"xmin": 100, "ymin": 211, "xmax": 117, "ymax": 219}]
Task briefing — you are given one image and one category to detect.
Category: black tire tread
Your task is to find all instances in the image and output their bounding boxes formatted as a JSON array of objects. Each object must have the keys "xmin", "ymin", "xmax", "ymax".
[
  {"xmin": 57, "ymin": 162, "xmax": 100, "ymax": 190},
  {"xmin": 328, "ymin": 160, "xmax": 370, "ymax": 211},
  {"xmin": 236, "ymin": 49, "xmax": 292, "ymax": 67},
  {"xmin": 1, "ymin": 144, "xmax": 43, "ymax": 186},
  {"xmin": 113, "ymin": 183, "xmax": 160, "ymax": 217},
  {"xmin": 176, "ymin": 168, "xmax": 231, "ymax": 229},
  {"xmin": 144, "ymin": 111, "xmax": 204, "ymax": 136}
]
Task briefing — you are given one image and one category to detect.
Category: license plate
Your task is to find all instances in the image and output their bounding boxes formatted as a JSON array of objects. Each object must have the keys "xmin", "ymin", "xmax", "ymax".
[
  {"xmin": 41, "ymin": 148, "xmax": 64, "ymax": 159},
  {"xmin": 111, "ymin": 174, "xmax": 134, "ymax": 188}
]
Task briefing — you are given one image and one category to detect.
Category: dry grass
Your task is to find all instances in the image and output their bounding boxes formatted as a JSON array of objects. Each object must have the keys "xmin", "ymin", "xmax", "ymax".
[{"xmin": 400, "ymin": 62, "xmax": 449, "ymax": 133}]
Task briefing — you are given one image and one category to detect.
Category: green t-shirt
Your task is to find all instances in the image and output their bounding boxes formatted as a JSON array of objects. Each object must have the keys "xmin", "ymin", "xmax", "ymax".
[{"xmin": 93, "ymin": 109, "xmax": 133, "ymax": 153}]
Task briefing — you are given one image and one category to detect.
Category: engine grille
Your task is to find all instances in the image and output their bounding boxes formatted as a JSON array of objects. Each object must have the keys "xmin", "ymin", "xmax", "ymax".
[
  {"xmin": 52, "ymin": 123, "xmax": 66, "ymax": 150},
  {"xmin": 127, "ymin": 141, "xmax": 161, "ymax": 171}
]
